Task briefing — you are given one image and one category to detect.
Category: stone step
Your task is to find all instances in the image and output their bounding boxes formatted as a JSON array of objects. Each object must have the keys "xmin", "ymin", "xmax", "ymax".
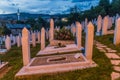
[{"xmin": 111, "ymin": 72, "xmax": 120, "ymax": 80}]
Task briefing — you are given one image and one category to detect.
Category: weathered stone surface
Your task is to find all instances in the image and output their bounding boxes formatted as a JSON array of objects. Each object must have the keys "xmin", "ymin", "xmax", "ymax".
[
  {"xmin": 12, "ymin": 36, "xmax": 16, "ymax": 45},
  {"xmin": 37, "ymin": 32, "xmax": 41, "ymax": 43},
  {"xmin": 50, "ymin": 19, "xmax": 54, "ymax": 42},
  {"xmin": 5, "ymin": 36, "xmax": 11, "ymax": 50},
  {"xmin": 97, "ymin": 15, "xmax": 102, "ymax": 33},
  {"xmin": 84, "ymin": 18, "xmax": 88, "ymax": 32},
  {"xmin": 76, "ymin": 22, "xmax": 82, "ymax": 49},
  {"xmin": 102, "ymin": 16, "xmax": 109, "ymax": 35},
  {"xmin": 17, "ymin": 36, "xmax": 21, "ymax": 47},
  {"xmin": 22, "ymin": 27, "xmax": 31, "ymax": 66},
  {"xmin": 85, "ymin": 22, "xmax": 94, "ymax": 62},
  {"xmin": 113, "ymin": 66, "xmax": 120, "ymax": 72},
  {"xmin": 114, "ymin": 18, "xmax": 120, "ymax": 45},
  {"xmin": 111, "ymin": 60, "xmax": 120, "ymax": 65},
  {"xmin": 71, "ymin": 24, "xmax": 76, "ymax": 36},
  {"xmin": 105, "ymin": 53, "xmax": 120, "ymax": 59},
  {"xmin": 111, "ymin": 72, "xmax": 120, "ymax": 80},
  {"xmin": 41, "ymin": 27, "xmax": 45, "ymax": 50},
  {"xmin": 32, "ymin": 32, "xmax": 36, "ymax": 47}
]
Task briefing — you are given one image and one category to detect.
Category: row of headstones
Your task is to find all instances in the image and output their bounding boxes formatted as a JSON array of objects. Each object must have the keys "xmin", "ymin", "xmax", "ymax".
[
  {"xmin": 4, "ymin": 31, "xmax": 42, "ymax": 50},
  {"xmin": 4, "ymin": 18, "xmax": 55, "ymax": 51},
  {"xmin": 5, "ymin": 35, "xmax": 22, "ymax": 50},
  {"xmin": 95, "ymin": 15, "xmax": 116, "ymax": 36},
  {"xmin": 21, "ymin": 20, "xmax": 95, "ymax": 66},
  {"xmin": 69, "ymin": 14, "xmax": 120, "ymax": 37}
]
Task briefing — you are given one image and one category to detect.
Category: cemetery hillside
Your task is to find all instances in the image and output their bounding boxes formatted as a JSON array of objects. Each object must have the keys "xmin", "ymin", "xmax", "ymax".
[{"xmin": 0, "ymin": 0, "xmax": 120, "ymax": 80}]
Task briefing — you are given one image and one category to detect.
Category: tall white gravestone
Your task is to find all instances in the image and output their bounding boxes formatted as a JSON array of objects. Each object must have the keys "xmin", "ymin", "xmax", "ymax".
[
  {"xmin": 96, "ymin": 15, "xmax": 102, "ymax": 36},
  {"xmin": 114, "ymin": 18, "xmax": 120, "ymax": 45},
  {"xmin": 76, "ymin": 22, "xmax": 82, "ymax": 49},
  {"xmin": 5, "ymin": 36, "xmax": 11, "ymax": 50},
  {"xmin": 50, "ymin": 19, "xmax": 54, "ymax": 43},
  {"xmin": 22, "ymin": 28, "xmax": 31, "ymax": 66},
  {"xmin": 102, "ymin": 16, "xmax": 109, "ymax": 35},
  {"xmin": 32, "ymin": 32, "xmax": 36, "ymax": 47},
  {"xmin": 17, "ymin": 35, "xmax": 21, "ymax": 47},
  {"xmin": 41, "ymin": 27, "xmax": 45, "ymax": 50},
  {"xmin": 37, "ymin": 31, "xmax": 41, "ymax": 43},
  {"xmin": 85, "ymin": 22, "xmax": 94, "ymax": 62}
]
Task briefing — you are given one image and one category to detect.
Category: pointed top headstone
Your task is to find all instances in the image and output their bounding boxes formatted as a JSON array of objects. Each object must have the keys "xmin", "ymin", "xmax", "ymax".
[
  {"xmin": 50, "ymin": 19, "xmax": 54, "ymax": 28},
  {"xmin": 87, "ymin": 22, "xmax": 94, "ymax": 29},
  {"xmin": 76, "ymin": 21, "xmax": 82, "ymax": 28},
  {"xmin": 22, "ymin": 27, "xmax": 29, "ymax": 37},
  {"xmin": 41, "ymin": 27, "xmax": 45, "ymax": 32}
]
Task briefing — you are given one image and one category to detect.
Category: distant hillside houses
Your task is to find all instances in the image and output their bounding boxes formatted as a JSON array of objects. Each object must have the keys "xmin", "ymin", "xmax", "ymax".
[{"xmin": 6, "ymin": 23, "xmax": 31, "ymax": 35}]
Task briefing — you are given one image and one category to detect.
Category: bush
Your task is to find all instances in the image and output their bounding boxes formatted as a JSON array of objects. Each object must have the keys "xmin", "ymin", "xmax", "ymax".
[{"xmin": 54, "ymin": 27, "xmax": 74, "ymax": 40}]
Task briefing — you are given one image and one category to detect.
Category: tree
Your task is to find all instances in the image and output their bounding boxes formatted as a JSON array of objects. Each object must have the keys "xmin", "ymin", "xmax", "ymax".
[
  {"xmin": 0, "ymin": 26, "xmax": 11, "ymax": 35},
  {"xmin": 68, "ymin": 6, "xmax": 81, "ymax": 24},
  {"xmin": 99, "ymin": 0, "xmax": 110, "ymax": 15},
  {"xmin": 110, "ymin": 0, "xmax": 120, "ymax": 15}
]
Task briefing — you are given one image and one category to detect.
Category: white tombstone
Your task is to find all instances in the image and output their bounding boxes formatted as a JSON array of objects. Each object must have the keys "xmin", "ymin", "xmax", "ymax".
[
  {"xmin": 37, "ymin": 32, "xmax": 41, "ymax": 43},
  {"xmin": 32, "ymin": 32, "xmax": 36, "ymax": 47},
  {"xmin": 41, "ymin": 27, "xmax": 45, "ymax": 50},
  {"xmin": 96, "ymin": 15, "xmax": 102, "ymax": 36},
  {"xmin": 22, "ymin": 27, "xmax": 31, "ymax": 66},
  {"xmin": 17, "ymin": 35, "xmax": 21, "ymax": 47},
  {"xmin": 71, "ymin": 24, "xmax": 76, "ymax": 36},
  {"xmin": 50, "ymin": 19, "xmax": 54, "ymax": 42},
  {"xmin": 76, "ymin": 22, "xmax": 82, "ymax": 49},
  {"xmin": 108, "ymin": 17, "xmax": 113, "ymax": 29},
  {"xmin": 84, "ymin": 18, "xmax": 88, "ymax": 32},
  {"xmin": 12, "ymin": 36, "xmax": 16, "ymax": 45},
  {"xmin": 85, "ymin": 22, "xmax": 94, "ymax": 62},
  {"xmin": 5, "ymin": 36, "xmax": 11, "ymax": 50},
  {"xmin": 46, "ymin": 30, "xmax": 49, "ymax": 40},
  {"xmin": 114, "ymin": 18, "xmax": 120, "ymax": 45},
  {"xmin": 102, "ymin": 16, "xmax": 109, "ymax": 35}
]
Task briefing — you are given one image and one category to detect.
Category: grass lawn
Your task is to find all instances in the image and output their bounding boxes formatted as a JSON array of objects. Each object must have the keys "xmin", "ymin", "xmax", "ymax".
[
  {"xmin": 95, "ymin": 34, "xmax": 120, "ymax": 52},
  {"xmin": 95, "ymin": 34, "xmax": 120, "ymax": 80},
  {"xmin": 0, "ymin": 44, "xmax": 40, "ymax": 80},
  {"xmin": 0, "ymin": 43, "xmax": 113, "ymax": 80}
]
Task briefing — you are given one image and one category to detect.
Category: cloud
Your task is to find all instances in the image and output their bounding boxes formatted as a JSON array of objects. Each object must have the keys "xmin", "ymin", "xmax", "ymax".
[
  {"xmin": 0, "ymin": 0, "xmax": 99, "ymax": 14},
  {"xmin": 0, "ymin": 0, "xmax": 75, "ymax": 14}
]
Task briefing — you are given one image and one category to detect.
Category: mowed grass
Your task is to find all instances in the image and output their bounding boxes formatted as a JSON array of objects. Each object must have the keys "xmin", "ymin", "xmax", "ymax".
[
  {"xmin": 95, "ymin": 34, "xmax": 120, "ymax": 52},
  {"xmin": 95, "ymin": 34, "xmax": 120, "ymax": 80},
  {"xmin": 0, "ymin": 43, "xmax": 113, "ymax": 80},
  {"xmin": 0, "ymin": 44, "xmax": 40, "ymax": 80},
  {"xmin": 17, "ymin": 46, "xmax": 112, "ymax": 80}
]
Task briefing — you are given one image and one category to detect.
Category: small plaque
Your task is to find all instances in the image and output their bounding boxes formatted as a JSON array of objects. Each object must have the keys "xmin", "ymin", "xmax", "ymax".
[{"xmin": 74, "ymin": 53, "xmax": 81, "ymax": 59}]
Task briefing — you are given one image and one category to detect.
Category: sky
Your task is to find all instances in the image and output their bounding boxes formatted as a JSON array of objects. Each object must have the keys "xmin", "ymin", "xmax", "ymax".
[{"xmin": 0, "ymin": 0, "xmax": 99, "ymax": 15}]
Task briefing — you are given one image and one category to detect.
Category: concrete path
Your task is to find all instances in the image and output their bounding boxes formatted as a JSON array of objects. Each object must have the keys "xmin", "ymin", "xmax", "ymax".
[{"xmin": 94, "ymin": 41, "xmax": 120, "ymax": 80}]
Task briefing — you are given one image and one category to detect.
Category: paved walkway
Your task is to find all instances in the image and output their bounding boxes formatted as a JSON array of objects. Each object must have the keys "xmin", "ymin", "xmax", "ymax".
[{"xmin": 94, "ymin": 41, "xmax": 120, "ymax": 80}]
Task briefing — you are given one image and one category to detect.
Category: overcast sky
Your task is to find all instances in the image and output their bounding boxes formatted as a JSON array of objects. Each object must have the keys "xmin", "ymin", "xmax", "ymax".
[
  {"xmin": 0, "ymin": 0, "xmax": 101, "ymax": 14},
  {"xmin": 0, "ymin": 0, "xmax": 76, "ymax": 14}
]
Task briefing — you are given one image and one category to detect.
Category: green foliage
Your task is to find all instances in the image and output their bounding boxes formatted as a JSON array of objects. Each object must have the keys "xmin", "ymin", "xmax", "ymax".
[
  {"xmin": 67, "ymin": 0, "xmax": 120, "ymax": 24},
  {"xmin": 26, "ymin": 17, "xmax": 48, "ymax": 30},
  {"xmin": 54, "ymin": 27, "xmax": 74, "ymax": 40},
  {"xmin": 0, "ymin": 26, "xmax": 11, "ymax": 35},
  {"xmin": 67, "ymin": 6, "xmax": 82, "ymax": 24},
  {"xmin": 0, "ymin": 27, "xmax": 3, "ymax": 35},
  {"xmin": 0, "ymin": 44, "xmax": 40, "ymax": 80}
]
